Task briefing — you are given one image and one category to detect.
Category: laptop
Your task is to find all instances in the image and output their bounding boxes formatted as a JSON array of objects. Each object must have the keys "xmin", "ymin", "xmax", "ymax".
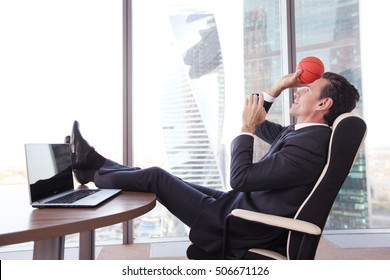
[{"xmin": 25, "ymin": 143, "xmax": 121, "ymax": 208}]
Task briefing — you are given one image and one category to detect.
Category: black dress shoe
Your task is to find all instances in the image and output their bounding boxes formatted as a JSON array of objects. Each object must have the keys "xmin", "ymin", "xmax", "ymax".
[
  {"xmin": 71, "ymin": 120, "xmax": 105, "ymax": 170},
  {"xmin": 73, "ymin": 169, "xmax": 96, "ymax": 185},
  {"xmin": 71, "ymin": 120, "xmax": 93, "ymax": 169}
]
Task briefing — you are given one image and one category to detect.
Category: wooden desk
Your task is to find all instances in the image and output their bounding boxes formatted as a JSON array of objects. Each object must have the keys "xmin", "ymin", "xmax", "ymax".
[{"xmin": 0, "ymin": 186, "xmax": 156, "ymax": 259}]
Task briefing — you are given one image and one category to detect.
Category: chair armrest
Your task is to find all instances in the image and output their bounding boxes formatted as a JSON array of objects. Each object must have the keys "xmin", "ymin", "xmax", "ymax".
[{"xmin": 230, "ymin": 209, "xmax": 321, "ymax": 236}]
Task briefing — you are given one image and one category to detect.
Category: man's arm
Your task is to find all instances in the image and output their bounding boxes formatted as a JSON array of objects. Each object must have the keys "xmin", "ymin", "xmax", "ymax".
[
  {"xmin": 265, "ymin": 70, "xmax": 304, "ymax": 99},
  {"xmin": 230, "ymin": 127, "xmax": 330, "ymax": 192},
  {"xmin": 231, "ymin": 70, "xmax": 309, "ymax": 191},
  {"xmin": 241, "ymin": 70, "xmax": 304, "ymax": 135}
]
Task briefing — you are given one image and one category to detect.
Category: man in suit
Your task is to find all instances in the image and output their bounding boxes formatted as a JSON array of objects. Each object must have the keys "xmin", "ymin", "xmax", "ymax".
[{"xmin": 70, "ymin": 70, "xmax": 360, "ymax": 257}]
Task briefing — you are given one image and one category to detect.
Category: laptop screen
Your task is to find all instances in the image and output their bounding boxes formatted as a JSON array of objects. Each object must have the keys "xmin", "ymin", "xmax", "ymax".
[{"xmin": 25, "ymin": 144, "xmax": 74, "ymax": 202}]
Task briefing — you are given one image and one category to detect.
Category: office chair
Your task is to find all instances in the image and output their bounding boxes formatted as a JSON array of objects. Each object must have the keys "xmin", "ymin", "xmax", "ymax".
[{"xmin": 187, "ymin": 112, "xmax": 367, "ymax": 260}]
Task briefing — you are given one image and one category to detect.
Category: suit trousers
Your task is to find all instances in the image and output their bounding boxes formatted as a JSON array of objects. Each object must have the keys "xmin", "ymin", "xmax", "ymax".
[{"xmin": 94, "ymin": 159, "xmax": 225, "ymax": 227}]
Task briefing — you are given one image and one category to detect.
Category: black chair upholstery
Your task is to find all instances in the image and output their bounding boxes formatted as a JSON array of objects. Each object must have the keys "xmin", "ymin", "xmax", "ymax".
[{"xmin": 187, "ymin": 113, "xmax": 367, "ymax": 260}]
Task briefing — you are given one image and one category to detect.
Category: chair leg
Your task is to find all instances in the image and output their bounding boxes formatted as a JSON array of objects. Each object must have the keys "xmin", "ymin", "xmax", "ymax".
[{"xmin": 222, "ymin": 214, "xmax": 232, "ymax": 259}]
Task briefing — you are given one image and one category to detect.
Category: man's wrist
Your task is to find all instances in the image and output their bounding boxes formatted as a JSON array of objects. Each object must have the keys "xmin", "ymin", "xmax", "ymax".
[
  {"xmin": 262, "ymin": 91, "xmax": 276, "ymax": 103},
  {"xmin": 267, "ymin": 84, "xmax": 285, "ymax": 98},
  {"xmin": 241, "ymin": 125, "xmax": 256, "ymax": 134}
]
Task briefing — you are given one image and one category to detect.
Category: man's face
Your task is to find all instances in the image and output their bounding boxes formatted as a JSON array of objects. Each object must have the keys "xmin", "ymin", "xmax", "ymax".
[{"xmin": 290, "ymin": 78, "xmax": 330, "ymax": 123}]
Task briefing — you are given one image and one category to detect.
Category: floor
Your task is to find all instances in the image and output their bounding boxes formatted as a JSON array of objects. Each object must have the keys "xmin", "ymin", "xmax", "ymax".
[
  {"xmin": 96, "ymin": 236, "xmax": 390, "ymax": 260},
  {"xmin": 1, "ymin": 234, "xmax": 390, "ymax": 260}
]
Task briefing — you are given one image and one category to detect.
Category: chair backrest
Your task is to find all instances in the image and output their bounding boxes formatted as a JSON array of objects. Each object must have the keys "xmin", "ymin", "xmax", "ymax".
[{"xmin": 287, "ymin": 113, "xmax": 367, "ymax": 259}]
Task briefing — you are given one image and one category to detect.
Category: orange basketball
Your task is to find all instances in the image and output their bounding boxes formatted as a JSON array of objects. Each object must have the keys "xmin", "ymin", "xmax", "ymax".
[{"xmin": 296, "ymin": 56, "xmax": 325, "ymax": 84}]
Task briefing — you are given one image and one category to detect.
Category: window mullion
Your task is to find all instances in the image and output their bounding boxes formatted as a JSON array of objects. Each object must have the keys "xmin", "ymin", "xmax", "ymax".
[{"xmin": 279, "ymin": 0, "xmax": 296, "ymax": 125}]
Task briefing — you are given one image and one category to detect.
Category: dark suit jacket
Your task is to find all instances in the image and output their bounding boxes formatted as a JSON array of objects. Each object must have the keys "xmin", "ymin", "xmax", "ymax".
[{"xmin": 189, "ymin": 102, "xmax": 331, "ymax": 256}]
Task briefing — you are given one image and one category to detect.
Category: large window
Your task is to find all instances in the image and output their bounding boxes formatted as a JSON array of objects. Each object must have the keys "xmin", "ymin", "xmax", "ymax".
[
  {"xmin": 0, "ymin": 0, "xmax": 123, "ymax": 250},
  {"xmin": 132, "ymin": 0, "xmax": 390, "ymax": 241},
  {"xmin": 295, "ymin": 0, "xmax": 390, "ymax": 230},
  {"xmin": 132, "ymin": 0, "xmax": 284, "ymax": 240},
  {"xmin": 359, "ymin": 0, "xmax": 390, "ymax": 229},
  {"xmin": 295, "ymin": 0, "xmax": 365, "ymax": 229}
]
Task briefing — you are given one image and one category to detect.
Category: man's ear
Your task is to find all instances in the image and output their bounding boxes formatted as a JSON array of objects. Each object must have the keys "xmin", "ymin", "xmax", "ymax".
[{"xmin": 318, "ymin": 97, "xmax": 333, "ymax": 110}]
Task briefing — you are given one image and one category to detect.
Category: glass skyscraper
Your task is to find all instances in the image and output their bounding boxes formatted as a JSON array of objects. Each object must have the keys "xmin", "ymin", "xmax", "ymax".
[{"xmin": 162, "ymin": 12, "xmax": 226, "ymax": 190}]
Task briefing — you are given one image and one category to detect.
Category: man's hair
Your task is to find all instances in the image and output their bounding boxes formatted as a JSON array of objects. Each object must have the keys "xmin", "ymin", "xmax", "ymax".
[{"xmin": 321, "ymin": 72, "xmax": 360, "ymax": 126}]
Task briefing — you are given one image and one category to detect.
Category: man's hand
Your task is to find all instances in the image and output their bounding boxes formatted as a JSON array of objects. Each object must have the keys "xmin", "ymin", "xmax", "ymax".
[
  {"xmin": 241, "ymin": 93, "xmax": 266, "ymax": 134},
  {"xmin": 267, "ymin": 70, "xmax": 306, "ymax": 98}
]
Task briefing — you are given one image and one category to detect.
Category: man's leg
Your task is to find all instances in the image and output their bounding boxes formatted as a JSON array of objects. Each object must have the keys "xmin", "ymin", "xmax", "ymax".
[
  {"xmin": 94, "ymin": 165, "xmax": 222, "ymax": 227},
  {"xmin": 97, "ymin": 159, "xmax": 225, "ymax": 200},
  {"xmin": 182, "ymin": 181, "xmax": 225, "ymax": 199},
  {"xmin": 69, "ymin": 120, "xmax": 223, "ymax": 227}
]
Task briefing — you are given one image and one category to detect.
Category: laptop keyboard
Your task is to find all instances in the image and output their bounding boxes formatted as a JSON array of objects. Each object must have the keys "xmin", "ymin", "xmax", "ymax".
[{"xmin": 46, "ymin": 189, "xmax": 100, "ymax": 204}]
